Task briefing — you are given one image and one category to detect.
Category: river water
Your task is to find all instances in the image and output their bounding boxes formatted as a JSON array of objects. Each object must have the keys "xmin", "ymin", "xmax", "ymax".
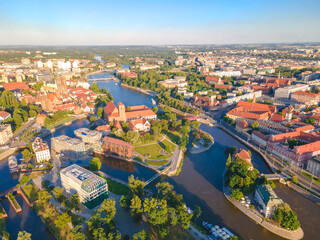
[{"xmin": 0, "ymin": 73, "xmax": 319, "ymax": 239}]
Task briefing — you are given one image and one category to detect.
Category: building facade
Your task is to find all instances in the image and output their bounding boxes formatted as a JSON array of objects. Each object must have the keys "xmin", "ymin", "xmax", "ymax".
[
  {"xmin": 102, "ymin": 136, "xmax": 134, "ymax": 159},
  {"xmin": 60, "ymin": 164, "xmax": 108, "ymax": 209},
  {"xmin": 51, "ymin": 135, "xmax": 86, "ymax": 159},
  {"xmin": 104, "ymin": 102, "xmax": 156, "ymax": 123},
  {"xmin": 254, "ymin": 184, "xmax": 284, "ymax": 218},
  {"xmin": 74, "ymin": 128, "xmax": 102, "ymax": 144},
  {"xmin": 0, "ymin": 124, "xmax": 13, "ymax": 145},
  {"xmin": 32, "ymin": 137, "xmax": 51, "ymax": 163}
]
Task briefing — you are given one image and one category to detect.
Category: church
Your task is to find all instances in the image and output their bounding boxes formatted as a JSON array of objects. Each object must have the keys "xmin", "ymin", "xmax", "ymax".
[{"xmin": 104, "ymin": 101, "xmax": 157, "ymax": 123}]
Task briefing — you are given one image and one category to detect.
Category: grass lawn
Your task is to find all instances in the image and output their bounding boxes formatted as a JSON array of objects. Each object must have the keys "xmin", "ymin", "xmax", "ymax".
[
  {"xmin": 145, "ymin": 160, "xmax": 168, "ymax": 166},
  {"xmin": 45, "ymin": 116, "xmax": 76, "ymax": 130},
  {"xmin": 7, "ymin": 193, "xmax": 21, "ymax": 210},
  {"xmin": 22, "ymin": 183, "xmax": 39, "ymax": 202},
  {"xmin": 106, "ymin": 179, "xmax": 130, "ymax": 196},
  {"xmin": 167, "ymin": 131, "xmax": 180, "ymax": 145},
  {"xmin": 148, "ymin": 225, "xmax": 195, "ymax": 240},
  {"xmin": 302, "ymin": 171, "xmax": 320, "ymax": 185},
  {"xmin": 135, "ymin": 139, "xmax": 175, "ymax": 160},
  {"xmin": 134, "ymin": 156, "xmax": 143, "ymax": 162}
]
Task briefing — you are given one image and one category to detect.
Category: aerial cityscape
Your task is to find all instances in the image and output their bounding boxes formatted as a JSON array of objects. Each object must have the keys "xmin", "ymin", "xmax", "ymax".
[{"xmin": 0, "ymin": 1, "xmax": 320, "ymax": 240}]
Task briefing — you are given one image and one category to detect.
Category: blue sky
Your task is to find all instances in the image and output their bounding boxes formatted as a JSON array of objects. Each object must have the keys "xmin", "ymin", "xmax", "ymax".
[{"xmin": 0, "ymin": 0, "xmax": 319, "ymax": 45}]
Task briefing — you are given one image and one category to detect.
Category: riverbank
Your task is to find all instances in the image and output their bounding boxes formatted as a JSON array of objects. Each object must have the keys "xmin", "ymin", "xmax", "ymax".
[
  {"xmin": 222, "ymin": 170, "xmax": 304, "ymax": 240},
  {"xmin": 120, "ymin": 83, "xmax": 157, "ymax": 97},
  {"xmin": 189, "ymin": 140, "xmax": 214, "ymax": 154},
  {"xmin": 218, "ymin": 122, "xmax": 320, "ymax": 204}
]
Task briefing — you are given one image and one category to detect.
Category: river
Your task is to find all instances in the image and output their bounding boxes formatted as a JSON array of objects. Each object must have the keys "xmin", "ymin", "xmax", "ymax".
[{"xmin": 0, "ymin": 73, "xmax": 319, "ymax": 239}]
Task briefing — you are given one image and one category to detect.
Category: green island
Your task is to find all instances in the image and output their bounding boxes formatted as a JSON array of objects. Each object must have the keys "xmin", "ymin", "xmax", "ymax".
[{"xmin": 224, "ymin": 149, "xmax": 301, "ymax": 231}]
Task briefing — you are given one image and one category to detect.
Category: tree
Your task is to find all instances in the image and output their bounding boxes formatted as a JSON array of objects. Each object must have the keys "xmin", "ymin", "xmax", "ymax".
[
  {"xmin": 124, "ymin": 131, "xmax": 140, "ymax": 144},
  {"xmin": 194, "ymin": 205, "xmax": 202, "ymax": 219},
  {"xmin": 178, "ymin": 209, "xmax": 193, "ymax": 229},
  {"xmin": 90, "ymin": 157, "xmax": 101, "ymax": 171},
  {"xmin": 54, "ymin": 212, "xmax": 71, "ymax": 230},
  {"xmin": 132, "ymin": 230, "xmax": 147, "ymax": 240},
  {"xmin": 98, "ymin": 198, "xmax": 116, "ymax": 224},
  {"xmin": 22, "ymin": 149, "xmax": 31, "ymax": 159},
  {"xmin": 130, "ymin": 195, "xmax": 143, "ymax": 222},
  {"xmin": 226, "ymin": 154, "xmax": 232, "ymax": 166},
  {"xmin": 288, "ymin": 138, "xmax": 298, "ymax": 149},
  {"xmin": 17, "ymin": 231, "xmax": 31, "ymax": 240},
  {"xmin": 144, "ymin": 198, "xmax": 168, "ymax": 226},
  {"xmin": 230, "ymin": 189, "xmax": 244, "ymax": 201},
  {"xmin": 21, "ymin": 99, "xmax": 27, "ymax": 107},
  {"xmin": 90, "ymin": 116, "xmax": 98, "ymax": 122},
  {"xmin": 251, "ymin": 121, "xmax": 259, "ymax": 130},
  {"xmin": 38, "ymin": 189, "xmax": 51, "ymax": 205},
  {"xmin": 29, "ymin": 109, "xmax": 37, "ymax": 118},
  {"xmin": 97, "ymin": 107, "xmax": 104, "ymax": 118},
  {"xmin": 126, "ymin": 106, "xmax": 132, "ymax": 112},
  {"xmin": 128, "ymin": 175, "xmax": 145, "ymax": 198},
  {"xmin": 71, "ymin": 193, "xmax": 80, "ymax": 210},
  {"xmin": 192, "ymin": 120, "xmax": 201, "ymax": 129},
  {"xmin": 72, "ymin": 225, "xmax": 86, "ymax": 240},
  {"xmin": 292, "ymin": 175, "xmax": 298, "ymax": 184},
  {"xmin": 53, "ymin": 186, "xmax": 64, "ymax": 202}
]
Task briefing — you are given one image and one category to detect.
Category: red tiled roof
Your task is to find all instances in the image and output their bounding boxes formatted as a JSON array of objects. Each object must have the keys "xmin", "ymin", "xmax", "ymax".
[
  {"xmin": 4, "ymin": 82, "xmax": 29, "ymax": 91},
  {"xmin": 235, "ymin": 149, "xmax": 251, "ymax": 163},
  {"xmin": 252, "ymin": 131, "xmax": 269, "ymax": 141},
  {"xmin": 295, "ymin": 140, "xmax": 320, "ymax": 155},
  {"xmin": 96, "ymin": 125, "xmax": 111, "ymax": 131},
  {"xmin": 104, "ymin": 101, "xmax": 118, "ymax": 115},
  {"xmin": 270, "ymin": 113, "xmax": 285, "ymax": 122},
  {"xmin": 0, "ymin": 111, "xmax": 10, "ymax": 119}
]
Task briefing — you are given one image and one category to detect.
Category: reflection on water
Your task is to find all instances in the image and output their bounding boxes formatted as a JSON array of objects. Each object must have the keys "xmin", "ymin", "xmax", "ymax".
[{"xmin": 1, "ymin": 194, "xmax": 54, "ymax": 240}]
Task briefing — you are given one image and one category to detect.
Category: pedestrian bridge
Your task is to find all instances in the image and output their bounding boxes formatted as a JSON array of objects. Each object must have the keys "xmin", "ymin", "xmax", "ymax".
[{"xmin": 263, "ymin": 174, "xmax": 289, "ymax": 181}]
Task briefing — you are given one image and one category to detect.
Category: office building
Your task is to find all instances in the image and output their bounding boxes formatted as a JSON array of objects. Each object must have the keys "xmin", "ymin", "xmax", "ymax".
[
  {"xmin": 74, "ymin": 128, "xmax": 102, "ymax": 144},
  {"xmin": 51, "ymin": 135, "xmax": 86, "ymax": 158},
  {"xmin": 60, "ymin": 164, "xmax": 108, "ymax": 209},
  {"xmin": 274, "ymin": 84, "xmax": 310, "ymax": 99}
]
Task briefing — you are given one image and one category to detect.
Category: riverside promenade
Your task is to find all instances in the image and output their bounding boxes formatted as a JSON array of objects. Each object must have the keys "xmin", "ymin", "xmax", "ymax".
[{"xmin": 223, "ymin": 171, "xmax": 304, "ymax": 240}]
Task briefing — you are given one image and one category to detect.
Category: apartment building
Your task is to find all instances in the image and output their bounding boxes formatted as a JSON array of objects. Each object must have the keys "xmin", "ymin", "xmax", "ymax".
[
  {"xmin": 0, "ymin": 124, "xmax": 13, "ymax": 145},
  {"xmin": 32, "ymin": 137, "xmax": 51, "ymax": 163}
]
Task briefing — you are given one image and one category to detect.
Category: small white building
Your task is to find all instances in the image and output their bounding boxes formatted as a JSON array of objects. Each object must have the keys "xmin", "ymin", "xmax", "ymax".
[
  {"xmin": 60, "ymin": 164, "xmax": 108, "ymax": 209},
  {"xmin": 129, "ymin": 118, "xmax": 150, "ymax": 132},
  {"xmin": 32, "ymin": 137, "xmax": 51, "ymax": 163}
]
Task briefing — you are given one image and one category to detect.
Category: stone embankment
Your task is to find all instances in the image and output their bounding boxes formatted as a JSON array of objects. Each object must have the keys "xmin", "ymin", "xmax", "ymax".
[{"xmin": 190, "ymin": 140, "xmax": 214, "ymax": 154}]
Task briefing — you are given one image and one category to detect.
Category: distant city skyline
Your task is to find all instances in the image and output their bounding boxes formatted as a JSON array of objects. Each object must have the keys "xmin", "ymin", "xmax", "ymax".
[{"xmin": 1, "ymin": 0, "xmax": 320, "ymax": 45}]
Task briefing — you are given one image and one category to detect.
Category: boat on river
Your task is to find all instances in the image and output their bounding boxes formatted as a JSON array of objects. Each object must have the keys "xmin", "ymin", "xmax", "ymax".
[
  {"xmin": 202, "ymin": 221, "xmax": 234, "ymax": 240},
  {"xmin": 151, "ymin": 98, "xmax": 156, "ymax": 105},
  {"xmin": 8, "ymin": 156, "xmax": 19, "ymax": 173}
]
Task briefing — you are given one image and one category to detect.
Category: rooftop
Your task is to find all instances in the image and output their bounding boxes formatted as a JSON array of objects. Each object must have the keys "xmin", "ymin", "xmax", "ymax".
[{"xmin": 61, "ymin": 164, "xmax": 106, "ymax": 193}]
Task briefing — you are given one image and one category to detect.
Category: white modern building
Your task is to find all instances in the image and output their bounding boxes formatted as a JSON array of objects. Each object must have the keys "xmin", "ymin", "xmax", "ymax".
[
  {"xmin": 51, "ymin": 135, "xmax": 86, "ymax": 159},
  {"xmin": 32, "ymin": 137, "xmax": 51, "ymax": 163},
  {"xmin": 274, "ymin": 84, "xmax": 310, "ymax": 99},
  {"xmin": 74, "ymin": 128, "xmax": 102, "ymax": 144},
  {"xmin": 60, "ymin": 164, "xmax": 108, "ymax": 209}
]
